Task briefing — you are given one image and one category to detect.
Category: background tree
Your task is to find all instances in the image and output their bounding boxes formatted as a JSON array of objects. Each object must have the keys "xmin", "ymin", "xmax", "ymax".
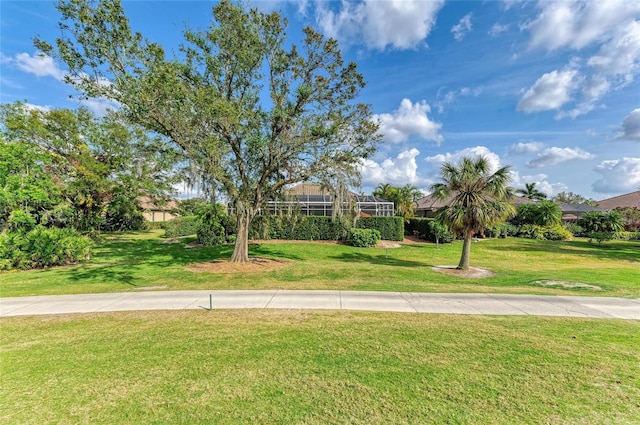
[
  {"xmin": 430, "ymin": 156, "xmax": 514, "ymax": 270},
  {"xmin": 614, "ymin": 207, "xmax": 640, "ymax": 231},
  {"xmin": 515, "ymin": 201, "xmax": 562, "ymax": 226},
  {"xmin": 373, "ymin": 183, "xmax": 422, "ymax": 221},
  {"xmin": 552, "ymin": 191, "xmax": 597, "ymax": 206},
  {"xmin": 373, "ymin": 183, "xmax": 395, "ymax": 201},
  {"xmin": 1, "ymin": 102, "xmax": 181, "ymax": 232},
  {"xmin": 516, "ymin": 182, "xmax": 547, "ymax": 201},
  {"xmin": 0, "ymin": 137, "xmax": 63, "ymax": 229},
  {"xmin": 37, "ymin": 0, "xmax": 379, "ymax": 262},
  {"xmin": 578, "ymin": 211, "xmax": 624, "ymax": 233},
  {"xmin": 395, "ymin": 184, "xmax": 423, "ymax": 222}
]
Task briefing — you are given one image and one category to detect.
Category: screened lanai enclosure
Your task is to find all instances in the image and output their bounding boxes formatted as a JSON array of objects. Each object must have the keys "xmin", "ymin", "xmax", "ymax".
[{"xmin": 229, "ymin": 183, "xmax": 395, "ymax": 217}]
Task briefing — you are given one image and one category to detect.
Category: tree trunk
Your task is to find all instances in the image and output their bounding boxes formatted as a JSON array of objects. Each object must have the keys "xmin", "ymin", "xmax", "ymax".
[
  {"xmin": 457, "ymin": 229, "xmax": 472, "ymax": 270},
  {"xmin": 231, "ymin": 207, "xmax": 251, "ymax": 263}
]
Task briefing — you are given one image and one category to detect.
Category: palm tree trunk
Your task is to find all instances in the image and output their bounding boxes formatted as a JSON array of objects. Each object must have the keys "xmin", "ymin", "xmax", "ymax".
[{"xmin": 457, "ymin": 229, "xmax": 472, "ymax": 270}]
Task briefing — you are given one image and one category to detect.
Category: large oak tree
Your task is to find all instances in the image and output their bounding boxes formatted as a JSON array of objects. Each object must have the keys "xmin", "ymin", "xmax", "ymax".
[{"xmin": 36, "ymin": 0, "xmax": 380, "ymax": 262}]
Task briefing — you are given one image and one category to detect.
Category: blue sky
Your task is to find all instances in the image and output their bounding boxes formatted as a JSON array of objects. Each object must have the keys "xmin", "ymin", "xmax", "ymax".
[{"xmin": 2, "ymin": 0, "xmax": 639, "ymax": 201}]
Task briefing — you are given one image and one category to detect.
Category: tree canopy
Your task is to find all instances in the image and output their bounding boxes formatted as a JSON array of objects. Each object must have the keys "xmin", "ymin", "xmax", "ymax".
[
  {"xmin": 37, "ymin": 0, "xmax": 380, "ymax": 262},
  {"xmin": 373, "ymin": 183, "xmax": 423, "ymax": 222},
  {"xmin": 516, "ymin": 182, "xmax": 547, "ymax": 201},
  {"xmin": 552, "ymin": 191, "xmax": 596, "ymax": 206},
  {"xmin": 430, "ymin": 156, "xmax": 514, "ymax": 270},
  {"xmin": 1, "ymin": 102, "xmax": 181, "ymax": 232}
]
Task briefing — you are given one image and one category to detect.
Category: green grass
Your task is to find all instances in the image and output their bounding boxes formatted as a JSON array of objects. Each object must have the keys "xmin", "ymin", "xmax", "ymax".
[
  {"xmin": 1, "ymin": 230, "xmax": 639, "ymax": 298},
  {"xmin": 1, "ymin": 310, "xmax": 638, "ymax": 424}
]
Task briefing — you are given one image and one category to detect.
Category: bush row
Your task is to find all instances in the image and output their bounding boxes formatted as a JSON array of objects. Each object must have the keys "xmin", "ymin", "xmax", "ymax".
[
  {"xmin": 405, "ymin": 218, "xmax": 455, "ymax": 243},
  {"xmin": 356, "ymin": 216, "xmax": 404, "ymax": 241},
  {"xmin": 0, "ymin": 226, "xmax": 92, "ymax": 270},
  {"xmin": 247, "ymin": 215, "xmax": 350, "ymax": 241},
  {"xmin": 193, "ymin": 214, "xmax": 405, "ymax": 246}
]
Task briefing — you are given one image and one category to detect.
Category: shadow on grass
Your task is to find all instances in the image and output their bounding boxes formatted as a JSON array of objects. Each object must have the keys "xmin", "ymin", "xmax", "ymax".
[
  {"xmin": 248, "ymin": 244, "xmax": 304, "ymax": 261},
  {"xmin": 329, "ymin": 251, "xmax": 428, "ymax": 268},
  {"xmin": 482, "ymin": 238, "xmax": 640, "ymax": 262},
  {"xmin": 63, "ymin": 237, "xmax": 235, "ymax": 285}
]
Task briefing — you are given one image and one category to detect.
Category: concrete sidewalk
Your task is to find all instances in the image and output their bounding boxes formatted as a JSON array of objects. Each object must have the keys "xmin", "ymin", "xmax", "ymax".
[{"xmin": 1, "ymin": 290, "xmax": 639, "ymax": 319}]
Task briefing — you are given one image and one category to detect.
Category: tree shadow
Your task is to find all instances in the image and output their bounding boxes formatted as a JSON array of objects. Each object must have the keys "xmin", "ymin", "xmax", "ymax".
[
  {"xmin": 482, "ymin": 238, "xmax": 640, "ymax": 263},
  {"xmin": 249, "ymin": 244, "xmax": 304, "ymax": 261},
  {"xmin": 329, "ymin": 251, "xmax": 428, "ymax": 268},
  {"xmin": 62, "ymin": 236, "xmax": 236, "ymax": 284}
]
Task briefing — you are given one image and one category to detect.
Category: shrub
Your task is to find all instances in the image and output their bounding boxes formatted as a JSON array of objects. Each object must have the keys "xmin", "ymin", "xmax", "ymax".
[
  {"xmin": 7, "ymin": 210, "xmax": 36, "ymax": 232},
  {"xmin": 514, "ymin": 202, "xmax": 562, "ymax": 226},
  {"xmin": 197, "ymin": 220, "xmax": 226, "ymax": 245},
  {"xmin": 543, "ymin": 224, "xmax": 573, "ymax": 241},
  {"xmin": 517, "ymin": 224, "xmax": 572, "ymax": 241},
  {"xmin": 146, "ymin": 221, "xmax": 165, "ymax": 230},
  {"xmin": 578, "ymin": 211, "xmax": 624, "ymax": 233},
  {"xmin": 406, "ymin": 218, "xmax": 454, "ymax": 243},
  {"xmin": 356, "ymin": 216, "xmax": 403, "ymax": 241},
  {"xmin": 564, "ymin": 222, "xmax": 584, "ymax": 236},
  {"xmin": 103, "ymin": 206, "xmax": 147, "ymax": 232},
  {"xmin": 586, "ymin": 232, "xmax": 615, "ymax": 244},
  {"xmin": 163, "ymin": 216, "xmax": 200, "ymax": 238},
  {"xmin": 0, "ymin": 226, "xmax": 92, "ymax": 270},
  {"xmin": 347, "ymin": 228, "xmax": 381, "ymax": 247},
  {"xmin": 518, "ymin": 224, "xmax": 546, "ymax": 240},
  {"xmin": 613, "ymin": 231, "xmax": 640, "ymax": 241},
  {"xmin": 196, "ymin": 210, "xmax": 237, "ymax": 246}
]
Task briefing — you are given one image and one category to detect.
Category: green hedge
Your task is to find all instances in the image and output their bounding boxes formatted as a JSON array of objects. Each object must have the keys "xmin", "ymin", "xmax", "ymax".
[
  {"xmin": 163, "ymin": 216, "xmax": 200, "ymax": 238},
  {"xmin": 248, "ymin": 215, "xmax": 349, "ymax": 241},
  {"xmin": 347, "ymin": 228, "xmax": 381, "ymax": 247},
  {"xmin": 356, "ymin": 216, "xmax": 404, "ymax": 241}
]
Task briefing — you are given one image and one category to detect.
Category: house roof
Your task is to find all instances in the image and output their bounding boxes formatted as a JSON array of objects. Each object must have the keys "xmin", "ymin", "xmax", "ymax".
[
  {"xmin": 597, "ymin": 190, "xmax": 640, "ymax": 210},
  {"xmin": 414, "ymin": 194, "xmax": 534, "ymax": 211},
  {"xmin": 556, "ymin": 203, "xmax": 605, "ymax": 213},
  {"xmin": 138, "ymin": 197, "xmax": 178, "ymax": 211}
]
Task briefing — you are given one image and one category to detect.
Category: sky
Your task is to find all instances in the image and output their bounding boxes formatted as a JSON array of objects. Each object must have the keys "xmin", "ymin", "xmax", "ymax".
[{"xmin": 1, "ymin": 0, "xmax": 639, "ymax": 201}]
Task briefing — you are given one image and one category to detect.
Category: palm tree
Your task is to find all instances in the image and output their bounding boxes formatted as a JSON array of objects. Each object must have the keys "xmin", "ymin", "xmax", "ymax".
[
  {"xmin": 372, "ymin": 183, "xmax": 396, "ymax": 201},
  {"xmin": 516, "ymin": 182, "xmax": 547, "ymax": 201},
  {"xmin": 396, "ymin": 184, "xmax": 423, "ymax": 222},
  {"xmin": 431, "ymin": 156, "xmax": 515, "ymax": 270}
]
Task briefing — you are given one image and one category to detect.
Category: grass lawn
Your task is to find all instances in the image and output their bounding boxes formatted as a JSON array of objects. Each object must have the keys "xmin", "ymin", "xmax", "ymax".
[
  {"xmin": 1, "ymin": 310, "xmax": 638, "ymax": 424},
  {"xmin": 1, "ymin": 230, "xmax": 638, "ymax": 298}
]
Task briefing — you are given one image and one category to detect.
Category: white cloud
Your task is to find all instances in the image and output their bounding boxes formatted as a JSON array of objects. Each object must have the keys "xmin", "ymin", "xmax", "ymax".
[
  {"xmin": 588, "ymin": 20, "xmax": 640, "ymax": 81},
  {"xmin": 527, "ymin": 147, "xmax": 594, "ymax": 168},
  {"xmin": 359, "ymin": 148, "xmax": 430, "ymax": 187},
  {"xmin": 593, "ymin": 157, "xmax": 640, "ymax": 193},
  {"xmin": 522, "ymin": 3, "xmax": 640, "ymax": 120},
  {"xmin": 489, "ymin": 23, "xmax": 510, "ymax": 37},
  {"xmin": 510, "ymin": 171, "xmax": 567, "ymax": 197},
  {"xmin": 615, "ymin": 109, "xmax": 640, "ymax": 141},
  {"xmin": 22, "ymin": 103, "xmax": 52, "ymax": 112},
  {"xmin": 435, "ymin": 86, "xmax": 482, "ymax": 113},
  {"xmin": 316, "ymin": 0, "xmax": 445, "ymax": 50},
  {"xmin": 374, "ymin": 98, "xmax": 443, "ymax": 144},
  {"xmin": 555, "ymin": 76, "xmax": 610, "ymax": 119},
  {"xmin": 508, "ymin": 141, "xmax": 546, "ymax": 155},
  {"xmin": 425, "ymin": 146, "xmax": 502, "ymax": 174},
  {"xmin": 517, "ymin": 69, "xmax": 580, "ymax": 113},
  {"xmin": 525, "ymin": 0, "xmax": 640, "ymax": 51},
  {"xmin": 451, "ymin": 13, "xmax": 473, "ymax": 41},
  {"xmin": 12, "ymin": 52, "xmax": 66, "ymax": 81},
  {"xmin": 78, "ymin": 98, "xmax": 119, "ymax": 117}
]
